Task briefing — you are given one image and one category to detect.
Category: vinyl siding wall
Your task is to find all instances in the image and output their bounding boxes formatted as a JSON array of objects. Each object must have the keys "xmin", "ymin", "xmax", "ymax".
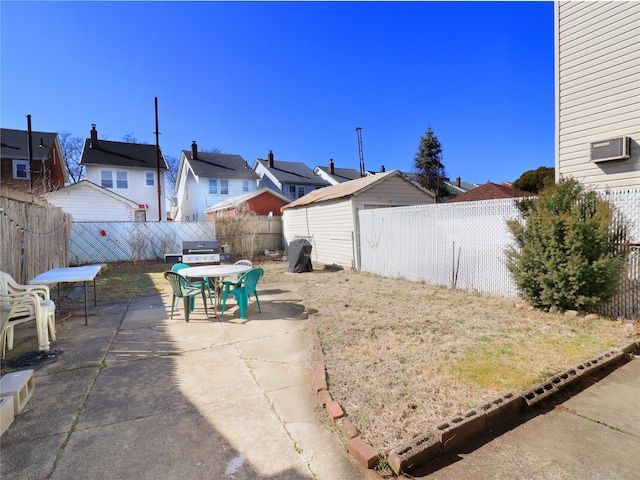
[
  {"xmin": 282, "ymin": 177, "xmax": 434, "ymax": 268},
  {"xmin": 283, "ymin": 199, "xmax": 356, "ymax": 267},
  {"xmin": 353, "ymin": 175, "xmax": 435, "ymax": 208},
  {"xmin": 196, "ymin": 178, "xmax": 257, "ymax": 217},
  {"xmin": 47, "ymin": 185, "xmax": 136, "ymax": 222},
  {"xmin": 556, "ymin": 1, "xmax": 640, "ymax": 190},
  {"xmin": 85, "ymin": 166, "xmax": 167, "ymax": 221}
]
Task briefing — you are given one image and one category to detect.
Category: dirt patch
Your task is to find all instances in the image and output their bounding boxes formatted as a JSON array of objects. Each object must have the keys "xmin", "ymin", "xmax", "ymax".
[{"xmin": 84, "ymin": 259, "xmax": 639, "ymax": 454}]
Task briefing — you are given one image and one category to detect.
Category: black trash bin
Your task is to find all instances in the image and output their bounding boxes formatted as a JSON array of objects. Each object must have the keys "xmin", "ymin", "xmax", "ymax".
[{"xmin": 288, "ymin": 239, "xmax": 313, "ymax": 273}]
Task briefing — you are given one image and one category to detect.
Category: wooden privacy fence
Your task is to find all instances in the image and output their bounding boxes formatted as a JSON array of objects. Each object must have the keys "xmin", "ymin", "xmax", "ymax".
[
  {"xmin": 69, "ymin": 222, "xmax": 217, "ymax": 265},
  {"xmin": 214, "ymin": 215, "xmax": 283, "ymax": 258},
  {"xmin": 358, "ymin": 189, "xmax": 639, "ymax": 320},
  {"xmin": 0, "ymin": 187, "xmax": 71, "ymax": 284}
]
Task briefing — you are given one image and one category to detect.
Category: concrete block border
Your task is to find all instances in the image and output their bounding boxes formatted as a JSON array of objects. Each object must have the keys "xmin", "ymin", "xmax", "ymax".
[{"xmin": 307, "ymin": 314, "xmax": 639, "ymax": 475}]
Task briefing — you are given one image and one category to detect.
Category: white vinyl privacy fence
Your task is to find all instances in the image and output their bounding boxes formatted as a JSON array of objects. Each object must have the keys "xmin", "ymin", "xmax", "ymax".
[
  {"xmin": 358, "ymin": 199, "xmax": 523, "ymax": 297},
  {"xmin": 358, "ymin": 190, "xmax": 639, "ymax": 319},
  {"xmin": 70, "ymin": 222, "xmax": 216, "ymax": 265}
]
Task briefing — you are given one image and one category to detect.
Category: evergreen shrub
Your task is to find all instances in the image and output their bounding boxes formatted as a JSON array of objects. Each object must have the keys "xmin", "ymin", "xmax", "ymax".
[{"xmin": 506, "ymin": 179, "xmax": 628, "ymax": 311}]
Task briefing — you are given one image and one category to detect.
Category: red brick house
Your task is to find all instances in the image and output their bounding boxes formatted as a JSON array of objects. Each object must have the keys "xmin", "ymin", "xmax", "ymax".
[
  {"xmin": 1, "ymin": 127, "xmax": 68, "ymax": 194},
  {"xmin": 204, "ymin": 187, "xmax": 290, "ymax": 219}
]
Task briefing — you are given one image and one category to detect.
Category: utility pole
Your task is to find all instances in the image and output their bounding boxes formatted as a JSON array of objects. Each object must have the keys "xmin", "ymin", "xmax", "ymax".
[
  {"xmin": 356, "ymin": 127, "xmax": 365, "ymax": 177},
  {"xmin": 27, "ymin": 114, "xmax": 34, "ymax": 191},
  {"xmin": 154, "ymin": 97, "xmax": 162, "ymax": 221}
]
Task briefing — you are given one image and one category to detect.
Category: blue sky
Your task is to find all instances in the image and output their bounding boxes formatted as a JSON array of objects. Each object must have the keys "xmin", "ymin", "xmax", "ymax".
[{"xmin": 1, "ymin": 1, "xmax": 554, "ymax": 185}]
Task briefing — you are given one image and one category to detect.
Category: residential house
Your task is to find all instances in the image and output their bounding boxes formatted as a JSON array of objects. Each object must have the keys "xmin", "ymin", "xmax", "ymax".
[
  {"xmin": 1, "ymin": 127, "xmax": 68, "ymax": 194},
  {"xmin": 253, "ymin": 150, "xmax": 330, "ymax": 200},
  {"xmin": 281, "ymin": 169, "xmax": 435, "ymax": 268},
  {"xmin": 204, "ymin": 187, "xmax": 290, "ymax": 219},
  {"xmin": 443, "ymin": 181, "xmax": 531, "ymax": 203},
  {"xmin": 43, "ymin": 180, "xmax": 140, "ymax": 221},
  {"xmin": 314, "ymin": 159, "xmax": 361, "ymax": 185},
  {"xmin": 175, "ymin": 142, "xmax": 259, "ymax": 222},
  {"xmin": 80, "ymin": 125, "xmax": 168, "ymax": 221},
  {"xmin": 403, "ymin": 171, "xmax": 478, "ymax": 202},
  {"xmin": 555, "ymin": 1, "xmax": 639, "ymax": 190}
]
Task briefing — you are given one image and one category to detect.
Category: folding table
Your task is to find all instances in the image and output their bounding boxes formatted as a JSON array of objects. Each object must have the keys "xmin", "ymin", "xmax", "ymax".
[{"xmin": 29, "ymin": 264, "xmax": 104, "ymax": 326}]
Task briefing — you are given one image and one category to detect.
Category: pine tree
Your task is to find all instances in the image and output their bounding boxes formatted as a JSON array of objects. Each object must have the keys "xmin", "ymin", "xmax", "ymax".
[{"xmin": 414, "ymin": 126, "xmax": 447, "ymax": 201}]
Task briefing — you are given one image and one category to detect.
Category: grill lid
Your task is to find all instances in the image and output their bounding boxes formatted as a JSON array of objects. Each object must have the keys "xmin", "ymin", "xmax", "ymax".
[{"xmin": 182, "ymin": 240, "xmax": 220, "ymax": 254}]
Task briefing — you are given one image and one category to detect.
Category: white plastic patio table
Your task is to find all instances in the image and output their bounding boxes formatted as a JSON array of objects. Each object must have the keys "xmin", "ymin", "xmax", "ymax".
[
  {"xmin": 28, "ymin": 265, "xmax": 103, "ymax": 326},
  {"xmin": 178, "ymin": 264, "xmax": 252, "ymax": 316}
]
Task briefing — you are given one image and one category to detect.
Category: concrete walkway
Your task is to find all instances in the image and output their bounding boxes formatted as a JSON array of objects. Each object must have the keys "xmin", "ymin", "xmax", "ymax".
[
  {"xmin": 411, "ymin": 355, "xmax": 640, "ymax": 479},
  {"xmin": 1, "ymin": 281, "xmax": 373, "ymax": 480},
  {"xmin": 2, "ymin": 277, "xmax": 638, "ymax": 480}
]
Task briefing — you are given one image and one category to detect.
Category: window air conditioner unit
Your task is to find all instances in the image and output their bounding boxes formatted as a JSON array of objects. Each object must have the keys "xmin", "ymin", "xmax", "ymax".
[{"xmin": 590, "ymin": 136, "xmax": 631, "ymax": 163}]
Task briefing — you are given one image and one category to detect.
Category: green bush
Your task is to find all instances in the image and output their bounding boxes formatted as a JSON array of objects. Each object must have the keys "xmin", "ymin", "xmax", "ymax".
[{"xmin": 506, "ymin": 179, "xmax": 628, "ymax": 311}]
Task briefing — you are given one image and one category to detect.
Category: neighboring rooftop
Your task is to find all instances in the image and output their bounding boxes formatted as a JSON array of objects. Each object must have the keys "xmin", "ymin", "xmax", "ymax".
[
  {"xmin": 1, "ymin": 127, "xmax": 58, "ymax": 159},
  {"xmin": 81, "ymin": 125, "xmax": 166, "ymax": 170},
  {"xmin": 254, "ymin": 152, "xmax": 330, "ymax": 187},
  {"xmin": 443, "ymin": 181, "xmax": 533, "ymax": 203},
  {"xmin": 182, "ymin": 149, "xmax": 258, "ymax": 180}
]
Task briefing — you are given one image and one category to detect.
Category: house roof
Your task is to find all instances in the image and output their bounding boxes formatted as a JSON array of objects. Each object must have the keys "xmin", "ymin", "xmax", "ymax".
[
  {"xmin": 204, "ymin": 187, "xmax": 290, "ymax": 212},
  {"xmin": 1, "ymin": 128, "xmax": 58, "ymax": 159},
  {"xmin": 254, "ymin": 158, "xmax": 330, "ymax": 187},
  {"xmin": 443, "ymin": 181, "xmax": 532, "ymax": 203},
  {"xmin": 282, "ymin": 169, "xmax": 434, "ymax": 209},
  {"xmin": 314, "ymin": 166, "xmax": 362, "ymax": 183},
  {"xmin": 81, "ymin": 139, "xmax": 167, "ymax": 170},
  {"xmin": 43, "ymin": 179, "xmax": 140, "ymax": 207},
  {"xmin": 182, "ymin": 151, "xmax": 259, "ymax": 180}
]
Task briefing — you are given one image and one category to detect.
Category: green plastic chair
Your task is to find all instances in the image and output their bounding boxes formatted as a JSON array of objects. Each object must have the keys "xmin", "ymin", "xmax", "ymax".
[
  {"xmin": 164, "ymin": 271, "xmax": 209, "ymax": 322},
  {"xmin": 171, "ymin": 263, "xmax": 214, "ymax": 308},
  {"xmin": 220, "ymin": 268, "xmax": 264, "ymax": 319}
]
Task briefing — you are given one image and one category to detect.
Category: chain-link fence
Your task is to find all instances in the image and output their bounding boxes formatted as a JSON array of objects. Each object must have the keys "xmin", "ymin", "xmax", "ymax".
[{"xmin": 359, "ymin": 189, "xmax": 639, "ymax": 319}]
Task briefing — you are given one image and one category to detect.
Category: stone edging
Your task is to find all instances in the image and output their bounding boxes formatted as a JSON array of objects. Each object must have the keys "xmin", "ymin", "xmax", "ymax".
[{"xmin": 308, "ymin": 313, "xmax": 639, "ymax": 474}]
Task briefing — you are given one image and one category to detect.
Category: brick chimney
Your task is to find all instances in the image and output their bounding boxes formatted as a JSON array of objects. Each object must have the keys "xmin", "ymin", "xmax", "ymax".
[
  {"xmin": 90, "ymin": 124, "xmax": 98, "ymax": 147},
  {"xmin": 191, "ymin": 141, "xmax": 198, "ymax": 160},
  {"xmin": 329, "ymin": 158, "xmax": 334, "ymax": 175},
  {"xmin": 456, "ymin": 176, "xmax": 461, "ymax": 187},
  {"xmin": 380, "ymin": 165, "xmax": 385, "ymax": 172},
  {"xmin": 268, "ymin": 150, "xmax": 274, "ymax": 168}
]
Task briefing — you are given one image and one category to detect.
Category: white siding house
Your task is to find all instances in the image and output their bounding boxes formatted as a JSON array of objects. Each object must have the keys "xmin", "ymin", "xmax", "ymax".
[
  {"xmin": 555, "ymin": 1, "xmax": 640, "ymax": 190},
  {"xmin": 43, "ymin": 180, "xmax": 140, "ymax": 221},
  {"xmin": 80, "ymin": 125, "xmax": 168, "ymax": 221},
  {"xmin": 175, "ymin": 142, "xmax": 259, "ymax": 222},
  {"xmin": 253, "ymin": 150, "xmax": 330, "ymax": 200},
  {"xmin": 282, "ymin": 170, "xmax": 435, "ymax": 268}
]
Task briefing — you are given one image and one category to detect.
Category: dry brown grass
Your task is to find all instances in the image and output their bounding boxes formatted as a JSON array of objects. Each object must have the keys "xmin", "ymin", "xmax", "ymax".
[
  {"xmin": 254, "ymin": 259, "xmax": 638, "ymax": 453},
  {"xmin": 93, "ymin": 258, "xmax": 639, "ymax": 454}
]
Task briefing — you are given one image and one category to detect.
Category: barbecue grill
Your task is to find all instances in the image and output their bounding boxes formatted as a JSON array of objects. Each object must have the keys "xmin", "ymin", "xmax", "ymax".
[{"xmin": 165, "ymin": 240, "xmax": 221, "ymax": 264}]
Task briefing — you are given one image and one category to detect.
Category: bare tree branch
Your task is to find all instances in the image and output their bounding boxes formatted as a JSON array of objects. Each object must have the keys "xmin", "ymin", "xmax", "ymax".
[{"xmin": 59, "ymin": 131, "xmax": 85, "ymax": 182}]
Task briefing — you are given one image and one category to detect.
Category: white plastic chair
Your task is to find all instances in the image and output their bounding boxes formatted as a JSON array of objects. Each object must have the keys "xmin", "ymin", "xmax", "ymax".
[{"xmin": 0, "ymin": 292, "xmax": 52, "ymax": 357}]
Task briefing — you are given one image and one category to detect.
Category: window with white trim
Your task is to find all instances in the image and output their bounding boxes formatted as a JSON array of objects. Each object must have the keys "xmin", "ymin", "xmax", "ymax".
[
  {"xmin": 12, "ymin": 160, "xmax": 29, "ymax": 179},
  {"xmin": 242, "ymin": 181, "xmax": 249, "ymax": 193},
  {"xmin": 288, "ymin": 185, "xmax": 305, "ymax": 199},
  {"xmin": 221, "ymin": 180, "xmax": 229, "ymax": 195},
  {"xmin": 116, "ymin": 171, "xmax": 128, "ymax": 189},
  {"xmin": 101, "ymin": 171, "xmax": 113, "ymax": 188},
  {"xmin": 146, "ymin": 172, "xmax": 155, "ymax": 186},
  {"xmin": 209, "ymin": 179, "xmax": 217, "ymax": 194}
]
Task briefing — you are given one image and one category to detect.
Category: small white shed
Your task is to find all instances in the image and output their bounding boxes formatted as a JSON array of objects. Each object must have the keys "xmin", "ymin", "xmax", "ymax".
[
  {"xmin": 43, "ymin": 180, "xmax": 141, "ymax": 221},
  {"xmin": 281, "ymin": 169, "xmax": 435, "ymax": 268}
]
